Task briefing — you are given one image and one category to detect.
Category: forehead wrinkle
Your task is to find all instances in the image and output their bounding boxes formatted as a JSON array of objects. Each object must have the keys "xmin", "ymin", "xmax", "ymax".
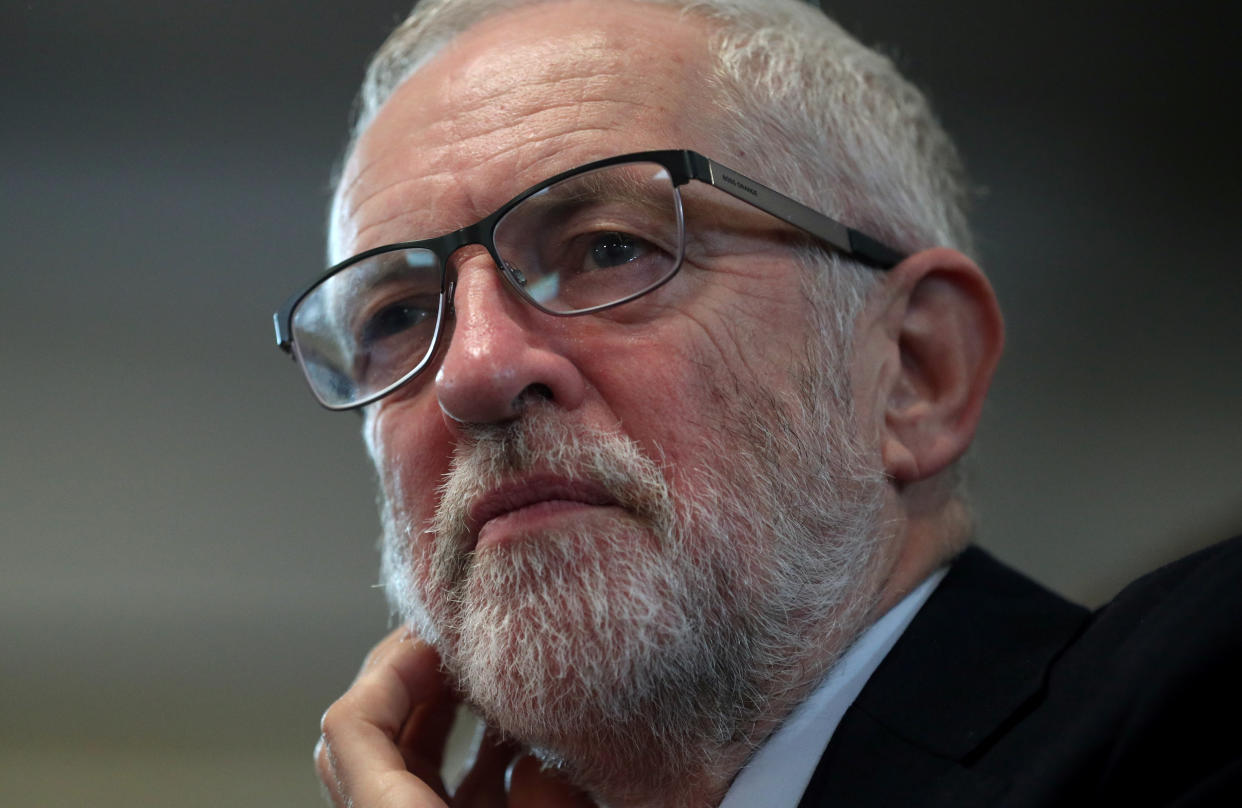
[
  {"xmin": 448, "ymin": 96, "xmax": 665, "ymax": 175},
  {"xmin": 439, "ymin": 81, "xmax": 674, "ymax": 165},
  {"xmin": 338, "ymin": 116, "xmax": 462, "ymax": 231},
  {"xmin": 435, "ymin": 27, "xmax": 690, "ymax": 143},
  {"xmin": 445, "ymin": 23, "xmax": 649, "ymax": 101},
  {"xmin": 334, "ymin": 111, "xmax": 460, "ymax": 222},
  {"xmin": 339, "ymin": 5, "xmax": 714, "ymax": 256},
  {"xmin": 336, "ymin": 127, "xmax": 417, "ymax": 215},
  {"xmin": 346, "ymin": 117, "xmax": 646, "ymax": 255},
  {"xmin": 347, "ymin": 174, "xmax": 462, "ymax": 252},
  {"xmin": 343, "ymin": 76, "xmax": 658, "ymax": 218},
  {"xmin": 347, "ymin": 101, "xmax": 665, "ymax": 253}
]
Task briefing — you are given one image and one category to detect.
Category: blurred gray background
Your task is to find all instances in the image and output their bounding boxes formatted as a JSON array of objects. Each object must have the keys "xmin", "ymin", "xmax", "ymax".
[{"xmin": 3, "ymin": 1, "xmax": 1239, "ymax": 805}]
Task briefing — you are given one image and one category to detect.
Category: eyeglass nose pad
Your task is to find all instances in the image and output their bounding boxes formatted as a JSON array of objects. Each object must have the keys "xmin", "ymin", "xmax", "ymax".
[{"xmin": 445, "ymin": 279, "xmax": 457, "ymax": 316}]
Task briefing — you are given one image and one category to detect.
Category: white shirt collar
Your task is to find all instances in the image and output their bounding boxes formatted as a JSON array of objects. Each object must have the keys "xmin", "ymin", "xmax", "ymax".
[{"xmin": 717, "ymin": 568, "xmax": 947, "ymax": 808}]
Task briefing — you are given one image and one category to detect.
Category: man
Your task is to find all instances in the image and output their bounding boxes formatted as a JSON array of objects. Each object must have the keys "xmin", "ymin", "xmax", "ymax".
[{"xmin": 275, "ymin": 0, "xmax": 1240, "ymax": 805}]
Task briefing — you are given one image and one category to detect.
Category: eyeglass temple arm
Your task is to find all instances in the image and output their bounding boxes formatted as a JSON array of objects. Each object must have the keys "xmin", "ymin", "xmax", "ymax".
[
  {"xmin": 686, "ymin": 152, "xmax": 906, "ymax": 270},
  {"xmin": 274, "ymin": 312, "xmax": 294, "ymax": 352}
]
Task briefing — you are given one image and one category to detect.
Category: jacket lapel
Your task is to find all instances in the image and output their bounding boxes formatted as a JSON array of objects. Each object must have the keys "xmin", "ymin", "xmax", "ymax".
[{"xmin": 798, "ymin": 547, "xmax": 1089, "ymax": 807}]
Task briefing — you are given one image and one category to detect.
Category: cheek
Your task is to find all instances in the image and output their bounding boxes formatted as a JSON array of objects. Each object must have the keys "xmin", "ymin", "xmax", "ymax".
[
  {"xmin": 583, "ymin": 332, "xmax": 742, "ymax": 496},
  {"xmin": 583, "ymin": 305, "xmax": 821, "ymax": 517},
  {"xmin": 366, "ymin": 394, "xmax": 454, "ymax": 528}
]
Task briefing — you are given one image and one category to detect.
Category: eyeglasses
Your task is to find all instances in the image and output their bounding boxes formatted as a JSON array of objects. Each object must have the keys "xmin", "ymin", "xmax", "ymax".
[{"xmin": 273, "ymin": 149, "xmax": 905, "ymax": 410}]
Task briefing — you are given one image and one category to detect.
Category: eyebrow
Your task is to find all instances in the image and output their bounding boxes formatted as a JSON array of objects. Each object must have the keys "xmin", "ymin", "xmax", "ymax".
[
  {"xmin": 519, "ymin": 165, "xmax": 674, "ymax": 218},
  {"xmin": 344, "ymin": 249, "xmax": 440, "ymax": 289}
]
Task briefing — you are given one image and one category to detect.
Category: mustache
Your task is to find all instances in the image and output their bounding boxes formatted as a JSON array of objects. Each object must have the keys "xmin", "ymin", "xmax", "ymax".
[{"xmin": 429, "ymin": 403, "xmax": 677, "ymax": 552}]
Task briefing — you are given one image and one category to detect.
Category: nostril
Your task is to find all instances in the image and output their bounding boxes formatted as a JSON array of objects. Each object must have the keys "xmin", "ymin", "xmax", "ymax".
[{"xmin": 511, "ymin": 383, "xmax": 554, "ymax": 413}]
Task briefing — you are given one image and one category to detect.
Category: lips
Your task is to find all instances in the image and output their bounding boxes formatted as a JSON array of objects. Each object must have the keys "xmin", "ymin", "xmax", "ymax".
[{"xmin": 466, "ymin": 474, "xmax": 620, "ymax": 547}]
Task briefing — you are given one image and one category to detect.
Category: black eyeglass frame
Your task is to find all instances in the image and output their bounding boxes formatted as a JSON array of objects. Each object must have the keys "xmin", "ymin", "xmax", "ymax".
[{"xmin": 273, "ymin": 149, "xmax": 907, "ymax": 409}]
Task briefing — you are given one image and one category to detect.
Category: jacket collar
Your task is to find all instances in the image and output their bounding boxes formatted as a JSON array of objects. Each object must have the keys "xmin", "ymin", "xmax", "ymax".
[{"xmin": 798, "ymin": 546, "xmax": 1089, "ymax": 806}]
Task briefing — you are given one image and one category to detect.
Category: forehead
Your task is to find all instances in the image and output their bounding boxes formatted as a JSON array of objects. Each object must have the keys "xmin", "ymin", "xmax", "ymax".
[{"xmin": 333, "ymin": 0, "xmax": 720, "ymax": 259}]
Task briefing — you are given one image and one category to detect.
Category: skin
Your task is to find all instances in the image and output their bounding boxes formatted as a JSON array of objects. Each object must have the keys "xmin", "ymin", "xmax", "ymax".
[{"xmin": 315, "ymin": 2, "xmax": 1004, "ymax": 806}]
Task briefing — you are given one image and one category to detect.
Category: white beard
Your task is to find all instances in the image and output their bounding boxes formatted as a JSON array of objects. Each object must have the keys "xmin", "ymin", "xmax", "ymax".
[{"xmin": 379, "ymin": 365, "xmax": 888, "ymax": 799}]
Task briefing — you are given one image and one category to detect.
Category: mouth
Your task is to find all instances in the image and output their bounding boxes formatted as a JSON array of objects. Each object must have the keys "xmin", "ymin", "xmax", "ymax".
[{"xmin": 466, "ymin": 474, "xmax": 622, "ymax": 550}]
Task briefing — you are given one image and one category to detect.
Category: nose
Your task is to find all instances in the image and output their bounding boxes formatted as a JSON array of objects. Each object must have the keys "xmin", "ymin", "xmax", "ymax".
[{"xmin": 434, "ymin": 249, "xmax": 586, "ymax": 427}]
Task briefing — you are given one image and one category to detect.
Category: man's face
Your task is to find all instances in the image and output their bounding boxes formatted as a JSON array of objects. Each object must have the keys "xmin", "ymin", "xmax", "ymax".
[{"xmin": 336, "ymin": 0, "xmax": 891, "ymax": 768}]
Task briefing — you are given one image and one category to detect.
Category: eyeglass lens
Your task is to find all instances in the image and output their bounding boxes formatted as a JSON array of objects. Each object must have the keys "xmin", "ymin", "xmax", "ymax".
[{"xmin": 291, "ymin": 160, "xmax": 683, "ymax": 408}]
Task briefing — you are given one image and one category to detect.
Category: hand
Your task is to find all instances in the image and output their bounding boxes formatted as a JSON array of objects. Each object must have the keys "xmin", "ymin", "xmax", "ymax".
[{"xmin": 315, "ymin": 627, "xmax": 594, "ymax": 807}]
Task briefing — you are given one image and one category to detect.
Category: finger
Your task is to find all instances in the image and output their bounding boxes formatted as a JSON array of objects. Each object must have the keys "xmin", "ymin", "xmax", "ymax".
[
  {"xmin": 395, "ymin": 676, "xmax": 458, "ymax": 780},
  {"xmin": 354, "ymin": 625, "xmax": 427, "ymax": 680},
  {"xmin": 318, "ymin": 631, "xmax": 449, "ymax": 804},
  {"xmin": 451, "ymin": 723, "xmax": 520, "ymax": 808},
  {"xmin": 507, "ymin": 754, "xmax": 596, "ymax": 808},
  {"xmin": 317, "ymin": 629, "xmax": 453, "ymax": 808}
]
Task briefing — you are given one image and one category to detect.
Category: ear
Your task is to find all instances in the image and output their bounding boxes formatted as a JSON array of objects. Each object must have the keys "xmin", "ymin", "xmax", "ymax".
[{"xmin": 860, "ymin": 247, "xmax": 1004, "ymax": 485}]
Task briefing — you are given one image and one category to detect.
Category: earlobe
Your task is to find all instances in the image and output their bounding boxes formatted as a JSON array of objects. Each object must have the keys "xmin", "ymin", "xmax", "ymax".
[{"xmin": 879, "ymin": 247, "xmax": 1004, "ymax": 484}]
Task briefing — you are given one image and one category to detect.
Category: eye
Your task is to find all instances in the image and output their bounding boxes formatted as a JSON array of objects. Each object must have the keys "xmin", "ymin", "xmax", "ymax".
[
  {"xmin": 585, "ymin": 231, "xmax": 652, "ymax": 271},
  {"xmin": 359, "ymin": 299, "xmax": 435, "ymax": 346}
]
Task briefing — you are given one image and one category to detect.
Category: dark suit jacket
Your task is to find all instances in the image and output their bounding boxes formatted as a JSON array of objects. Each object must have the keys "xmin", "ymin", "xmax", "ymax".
[{"xmin": 799, "ymin": 537, "xmax": 1242, "ymax": 806}]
